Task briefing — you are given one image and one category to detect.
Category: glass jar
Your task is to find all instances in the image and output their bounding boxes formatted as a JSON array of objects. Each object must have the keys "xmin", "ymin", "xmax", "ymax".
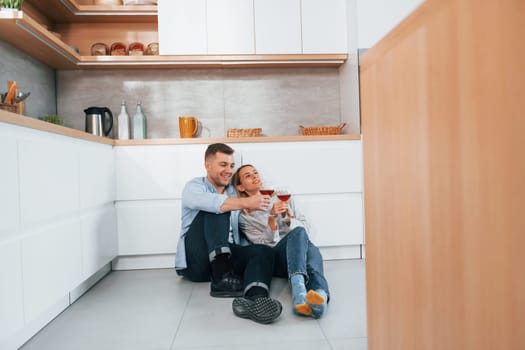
[
  {"xmin": 110, "ymin": 42, "xmax": 127, "ymax": 56},
  {"xmin": 128, "ymin": 42, "xmax": 144, "ymax": 56},
  {"xmin": 90, "ymin": 42, "xmax": 108, "ymax": 56}
]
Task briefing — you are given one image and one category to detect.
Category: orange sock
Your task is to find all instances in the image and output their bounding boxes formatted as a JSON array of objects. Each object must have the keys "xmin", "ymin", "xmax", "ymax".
[
  {"xmin": 306, "ymin": 290, "xmax": 328, "ymax": 319},
  {"xmin": 294, "ymin": 303, "xmax": 313, "ymax": 316}
]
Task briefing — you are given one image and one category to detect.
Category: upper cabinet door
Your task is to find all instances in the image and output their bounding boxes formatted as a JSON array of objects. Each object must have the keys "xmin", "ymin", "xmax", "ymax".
[
  {"xmin": 254, "ymin": 0, "xmax": 301, "ymax": 54},
  {"xmin": 158, "ymin": 0, "xmax": 207, "ymax": 55},
  {"xmin": 207, "ymin": 0, "xmax": 255, "ymax": 54},
  {"xmin": 301, "ymin": 0, "xmax": 347, "ymax": 54}
]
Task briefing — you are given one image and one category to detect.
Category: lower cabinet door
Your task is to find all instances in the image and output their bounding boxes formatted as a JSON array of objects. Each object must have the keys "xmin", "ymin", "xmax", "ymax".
[
  {"xmin": 116, "ymin": 200, "xmax": 180, "ymax": 255},
  {"xmin": 0, "ymin": 241, "xmax": 24, "ymax": 346},
  {"xmin": 22, "ymin": 221, "xmax": 83, "ymax": 323}
]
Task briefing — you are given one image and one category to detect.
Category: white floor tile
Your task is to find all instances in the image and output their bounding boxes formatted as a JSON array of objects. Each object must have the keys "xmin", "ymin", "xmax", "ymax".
[
  {"xmin": 20, "ymin": 260, "xmax": 367, "ymax": 350},
  {"xmin": 330, "ymin": 337, "xmax": 368, "ymax": 350}
]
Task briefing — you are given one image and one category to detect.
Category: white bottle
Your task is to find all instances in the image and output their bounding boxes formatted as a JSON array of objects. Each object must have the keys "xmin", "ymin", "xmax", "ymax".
[
  {"xmin": 117, "ymin": 100, "xmax": 130, "ymax": 140},
  {"xmin": 132, "ymin": 101, "xmax": 147, "ymax": 139}
]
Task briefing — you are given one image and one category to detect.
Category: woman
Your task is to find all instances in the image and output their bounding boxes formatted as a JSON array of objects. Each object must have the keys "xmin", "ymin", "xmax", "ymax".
[{"xmin": 232, "ymin": 164, "xmax": 330, "ymax": 318}]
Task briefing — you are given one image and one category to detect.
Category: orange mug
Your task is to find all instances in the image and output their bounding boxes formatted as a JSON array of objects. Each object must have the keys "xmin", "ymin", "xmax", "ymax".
[{"xmin": 179, "ymin": 116, "xmax": 199, "ymax": 138}]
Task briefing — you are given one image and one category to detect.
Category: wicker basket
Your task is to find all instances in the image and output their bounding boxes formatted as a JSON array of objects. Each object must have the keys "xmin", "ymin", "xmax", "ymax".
[
  {"xmin": 227, "ymin": 128, "xmax": 262, "ymax": 138},
  {"xmin": 299, "ymin": 122, "xmax": 347, "ymax": 136},
  {"xmin": 0, "ymin": 103, "xmax": 17, "ymax": 113}
]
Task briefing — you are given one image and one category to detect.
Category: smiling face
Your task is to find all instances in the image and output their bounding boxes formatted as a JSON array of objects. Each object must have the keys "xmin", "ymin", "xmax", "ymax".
[
  {"xmin": 205, "ymin": 151, "xmax": 235, "ymax": 192},
  {"xmin": 233, "ymin": 165, "xmax": 262, "ymax": 196}
]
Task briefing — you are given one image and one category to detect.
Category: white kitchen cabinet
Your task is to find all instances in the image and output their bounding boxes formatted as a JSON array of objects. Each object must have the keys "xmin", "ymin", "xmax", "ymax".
[
  {"xmin": 18, "ymin": 136, "xmax": 80, "ymax": 224},
  {"xmin": 0, "ymin": 119, "xmax": 118, "ymax": 348},
  {"xmin": 0, "ymin": 241, "xmax": 24, "ymax": 347},
  {"xmin": 114, "ymin": 140, "xmax": 363, "ymax": 266},
  {"xmin": 237, "ymin": 141, "xmax": 362, "ymax": 194},
  {"xmin": 81, "ymin": 205, "xmax": 118, "ymax": 278},
  {"xmin": 254, "ymin": 0, "xmax": 302, "ymax": 54},
  {"xmin": 116, "ymin": 200, "xmax": 180, "ymax": 255},
  {"xmin": 78, "ymin": 141, "xmax": 115, "ymax": 209},
  {"xmin": 301, "ymin": 0, "xmax": 347, "ymax": 54},
  {"xmin": 0, "ymin": 133, "xmax": 19, "ymax": 236},
  {"xmin": 294, "ymin": 193, "xmax": 364, "ymax": 246},
  {"xmin": 115, "ymin": 144, "xmax": 208, "ymax": 200},
  {"xmin": 22, "ymin": 220, "xmax": 83, "ymax": 323},
  {"xmin": 207, "ymin": 0, "xmax": 255, "ymax": 54},
  {"xmin": 158, "ymin": 0, "xmax": 207, "ymax": 55},
  {"xmin": 238, "ymin": 140, "xmax": 363, "ymax": 249}
]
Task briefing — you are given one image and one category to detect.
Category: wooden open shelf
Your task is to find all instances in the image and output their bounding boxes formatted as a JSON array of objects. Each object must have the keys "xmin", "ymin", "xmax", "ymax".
[
  {"xmin": 24, "ymin": 0, "xmax": 157, "ymax": 23},
  {"xmin": 1, "ymin": 4, "xmax": 348, "ymax": 70}
]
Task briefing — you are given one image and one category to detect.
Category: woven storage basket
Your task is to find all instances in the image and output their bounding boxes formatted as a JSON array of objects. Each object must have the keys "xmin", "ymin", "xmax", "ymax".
[
  {"xmin": 0, "ymin": 103, "xmax": 17, "ymax": 113},
  {"xmin": 227, "ymin": 128, "xmax": 262, "ymax": 137},
  {"xmin": 299, "ymin": 122, "xmax": 347, "ymax": 135}
]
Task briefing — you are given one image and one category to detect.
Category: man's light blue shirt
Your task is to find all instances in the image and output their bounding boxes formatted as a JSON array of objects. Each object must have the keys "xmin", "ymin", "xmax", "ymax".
[{"xmin": 175, "ymin": 177, "xmax": 243, "ymax": 271}]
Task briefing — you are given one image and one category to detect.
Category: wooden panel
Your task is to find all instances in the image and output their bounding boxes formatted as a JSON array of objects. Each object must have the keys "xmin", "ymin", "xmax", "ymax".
[{"xmin": 360, "ymin": 0, "xmax": 525, "ymax": 349}]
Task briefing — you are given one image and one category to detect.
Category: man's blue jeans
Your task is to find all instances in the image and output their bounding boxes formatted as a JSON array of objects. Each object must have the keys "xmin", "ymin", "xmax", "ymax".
[
  {"xmin": 182, "ymin": 211, "xmax": 274, "ymax": 294},
  {"xmin": 273, "ymin": 227, "xmax": 330, "ymax": 298}
]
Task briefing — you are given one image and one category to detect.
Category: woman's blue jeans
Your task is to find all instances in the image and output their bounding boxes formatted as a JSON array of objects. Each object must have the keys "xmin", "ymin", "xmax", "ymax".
[{"xmin": 273, "ymin": 227, "xmax": 330, "ymax": 298}]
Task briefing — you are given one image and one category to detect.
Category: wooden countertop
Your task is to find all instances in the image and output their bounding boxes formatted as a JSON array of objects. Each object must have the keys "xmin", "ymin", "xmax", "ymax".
[{"xmin": 1, "ymin": 110, "xmax": 360, "ymax": 145}]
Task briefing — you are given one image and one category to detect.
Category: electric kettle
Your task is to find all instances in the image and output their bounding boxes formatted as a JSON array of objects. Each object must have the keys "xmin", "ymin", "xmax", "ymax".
[{"xmin": 84, "ymin": 106, "xmax": 113, "ymax": 137}]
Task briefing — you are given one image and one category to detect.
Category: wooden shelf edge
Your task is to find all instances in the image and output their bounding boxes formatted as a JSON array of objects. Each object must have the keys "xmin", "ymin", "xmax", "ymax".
[
  {"xmin": 0, "ymin": 10, "xmax": 79, "ymax": 69},
  {"xmin": 75, "ymin": 4, "xmax": 157, "ymax": 14},
  {"xmin": 115, "ymin": 134, "xmax": 361, "ymax": 146},
  {"xmin": 1, "ymin": 110, "xmax": 359, "ymax": 146},
  {"xmin": 0, "ymin": 109, "xmax": 114, "ymax": 145},
  {"xmin": 77, "ymin": 54, "xmax": 348, "ymax": 69}
]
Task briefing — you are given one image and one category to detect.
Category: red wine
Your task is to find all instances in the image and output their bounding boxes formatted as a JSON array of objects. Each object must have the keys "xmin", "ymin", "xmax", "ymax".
[
  {"xmin": 277, "ymin": 194, "xmax": 291, "ymax": 201},
  {"xmin": 260, "ymin": 189, "xmax": 274, "ymax": 196}
]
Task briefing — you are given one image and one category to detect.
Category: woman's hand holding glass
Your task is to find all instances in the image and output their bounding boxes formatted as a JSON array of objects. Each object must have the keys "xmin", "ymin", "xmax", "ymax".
[{"xmin": 276, "ymin": 187, "xmax": 294, "ymax": 221}]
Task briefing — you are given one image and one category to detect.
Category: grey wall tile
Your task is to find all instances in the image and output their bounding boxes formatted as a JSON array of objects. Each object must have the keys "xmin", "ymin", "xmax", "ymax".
[
  {"xmin": 0, "ymin": 40, "xmax": 56, "ymax": 119},
  {"xmin": 223, "ymin": 68, "xmax": 341, "ymax": 136},
  {"xmin": 57, "ymin": 68, "xmax": 344, "ymax": 138}
]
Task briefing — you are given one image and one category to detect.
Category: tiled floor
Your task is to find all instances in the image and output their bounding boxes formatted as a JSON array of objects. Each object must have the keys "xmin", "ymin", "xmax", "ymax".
[{"xmin": 20, "ymin": 260, "xmax": 367, "ymax": 350}]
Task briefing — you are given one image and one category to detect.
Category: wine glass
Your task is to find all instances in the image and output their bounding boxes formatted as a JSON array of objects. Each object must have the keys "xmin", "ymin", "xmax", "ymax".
[
  {"xmin": 276, "ymin": 186, "xmax": 292, "ymax": 219},
  {"xmin": 276, "ymin": 186, "xmax": 291, "ymax": 202},
  {"xmin": 259, "ymin": 181, "xmax": 275, "ymax": 196}
]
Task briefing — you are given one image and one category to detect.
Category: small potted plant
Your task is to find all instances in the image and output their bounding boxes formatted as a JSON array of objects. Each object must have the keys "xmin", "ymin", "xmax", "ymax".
[{"xmin": 1, "ymin": 0, "xmax": 23, "ymax": 11}]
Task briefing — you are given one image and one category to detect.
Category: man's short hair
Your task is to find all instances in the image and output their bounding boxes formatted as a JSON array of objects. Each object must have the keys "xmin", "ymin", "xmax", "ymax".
[{"xmin": 205, "ymin": 143, "xmax": 234, "ymax": 160}]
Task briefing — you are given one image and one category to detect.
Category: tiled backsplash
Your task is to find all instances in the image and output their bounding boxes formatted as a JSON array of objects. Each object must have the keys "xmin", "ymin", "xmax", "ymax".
[
  {"xmin": 0, "ymin": 41, "xmax": 56, "ymax": 119},
  {"xmin": 57, "ymin": 68, "xmax": 345, "ymax": 138}
]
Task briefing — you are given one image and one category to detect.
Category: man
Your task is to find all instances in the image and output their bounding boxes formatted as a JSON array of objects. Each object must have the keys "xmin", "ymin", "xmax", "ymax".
[{"xmin": 175, "ymin": 143, "xmax": 282, "ymax": 324}]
